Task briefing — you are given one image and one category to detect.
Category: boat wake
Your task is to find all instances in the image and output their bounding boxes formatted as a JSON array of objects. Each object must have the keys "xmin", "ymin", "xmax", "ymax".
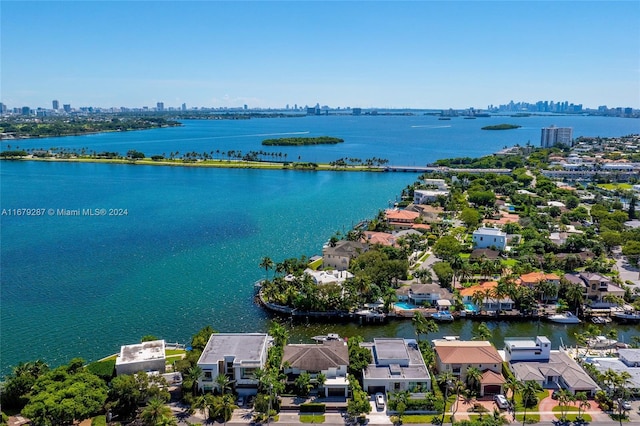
[{"xmin": 411, "ymin": 125, "xmax": 452, "ymax": 129}]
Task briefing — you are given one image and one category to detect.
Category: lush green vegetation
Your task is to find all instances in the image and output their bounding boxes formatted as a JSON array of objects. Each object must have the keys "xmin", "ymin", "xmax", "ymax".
[
  {"xmin": 262, "ymin": 136, "xmax": 344, "ymax": 146},
  {"xmin": 481, "ymin": 124, "xmax": 521, "ymax": 130},
  {"xmin": 0, "ymin": 116, "xmax": 180, "ymax": 138}
]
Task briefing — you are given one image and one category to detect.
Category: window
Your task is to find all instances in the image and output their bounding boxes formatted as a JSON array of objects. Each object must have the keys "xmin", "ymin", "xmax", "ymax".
[
  {"xmin": 241, "ymin": 368, "xmax": 257, "ymax": 379},
  {"xmin": 203, "ymin": 370, "xmax": 213, "ymax": 382}
]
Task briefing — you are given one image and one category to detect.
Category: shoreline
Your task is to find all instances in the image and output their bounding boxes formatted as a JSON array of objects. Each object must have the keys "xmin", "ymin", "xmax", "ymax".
[{"xmin": 0, "ymin": 156, "xmax": 388, "ymax": 172}]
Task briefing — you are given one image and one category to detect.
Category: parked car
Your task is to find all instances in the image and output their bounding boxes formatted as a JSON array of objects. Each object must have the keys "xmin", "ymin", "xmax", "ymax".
[
  {"xmin": 494, "ymin": 394, "xmax": 509, "ymax": 409},
  {"xmin": 552, "ymin": 390, "xmax": 560, "ymax": 399},
  {"xmin": 620, "ymin": 400, "xmax": 631, "ymax": 411},
  {"xmin": 375, "ymin": 393, "xmax": 385, "ymax": 409}
]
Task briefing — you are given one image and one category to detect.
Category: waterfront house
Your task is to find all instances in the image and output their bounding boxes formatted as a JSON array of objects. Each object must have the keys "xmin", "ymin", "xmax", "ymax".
[
  {"xmin": 472, "ymin": 227, "xmax": 507, "ymax": 250},
  {"xmin": 396, "ymin": 283, "xmax": 452, "ymax": 307},
  {"xmin": 363, "ymin": 231, "xmax": 397, "ymax": 246},
  {"xmin": 322, "ymin": 240, "xmax": 369, "ymax": 271},
  {"xmin": 459, "ymin": 281, "xmax": 514, "ymax": 312},
  {"xmin": 197, "ymin": 333, "xmax": 271, "ymax": 396},
  {"xmin": 282, "ymin": 340, "xmax": 349, "ymax": 397},
  {"xmin": 505, "ymin": 337, "xmax": 599, "ymax": 396},
  {"xmin": 517, "ymin": 272, "xmax": 561, "ymax": 298},
  {"xmin": 586, "ymin": 349, "xmax": 640, "ymax": 393},
  {"xmin": 413, "ymin": 189, "xmax": 450, "ymax": 205},
  {"xmin": 432, "ymin": 339, "xmax": 504, "ymax": 396},
  {"xmin": 302, "ymin": 268, "xmax": 354, "ymax": 286},
  {"xmin": 385, "ymin": 209, "xmax": 421, "ymax": 230},
  {"xmin": 563, "ymin": 272, "xmax": 625, "ymax": 304},
  {"xmin": 115, "ymin": 339, "xmax": 166, "ymax": 376},
  {"xmin": 360, "ymin": 338, "xmax": 432, "ymax": 394}
]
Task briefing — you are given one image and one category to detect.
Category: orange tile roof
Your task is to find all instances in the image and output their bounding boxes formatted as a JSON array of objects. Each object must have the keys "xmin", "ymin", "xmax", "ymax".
[
  {"xmin": 385, "ymin": 209, "xmax": 420, "ymax": 221},
  {"xmin": 434, "ymin": 341, "xmax": 503, "ymax": 364},
  {"xmin": 459, "ymin": 281, "xmax": 498, "ymax": 298},
  {"xmin": 483, "ymin": 212, "xmax": 519, "ymax": 226},
  {"xmin": 412, "ymin": 223, "xmax": 431, "ymax": 230},
  {"xmin": 518, "ymin": 272, "xmax": 560, "ymax": 285},
  {"xmin": 481, "ymin": 369, "xmax": 506, "ymax": 385}
]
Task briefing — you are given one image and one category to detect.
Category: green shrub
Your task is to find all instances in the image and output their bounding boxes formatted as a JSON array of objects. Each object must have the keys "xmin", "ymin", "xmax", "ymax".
[
  {"xmin": 300, "ymin": 403, "xmax": 326, "ymax": 413},
  {"xmin": 85, "ymin": 359, "xmax": 115, "ymax": 381}
]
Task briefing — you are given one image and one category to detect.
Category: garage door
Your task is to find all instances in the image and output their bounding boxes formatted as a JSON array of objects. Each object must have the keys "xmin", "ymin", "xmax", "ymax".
[{"xmin": 367, "ymin": 386, "xmax": 385, "ymax": 394}]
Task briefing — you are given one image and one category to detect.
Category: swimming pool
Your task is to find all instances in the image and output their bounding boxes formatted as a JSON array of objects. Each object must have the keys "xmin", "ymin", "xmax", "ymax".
[
  {"xmin": 395, "ymin": 302, "xmax": 417, "ymax": 310},
  {"xmin": 464, "ymin": 303, "xmax": 479, "ymax": 312}
]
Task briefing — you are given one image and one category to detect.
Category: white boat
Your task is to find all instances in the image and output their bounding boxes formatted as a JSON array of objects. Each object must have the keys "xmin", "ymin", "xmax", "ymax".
[
  {"xmin": 547, "ymin": 312, "xmax": 581, "ymax": 324},
  {"xmin": 431, "ymin": 311, "xmax": 454, "ymax": 322},
  {"xmin": 613, "ymin": 310, "xmax": 640, "ymax": 322},
  {"xmin": 587, "ymin": 335, "xmax": 618, "ymax": 349},
  {"xmin": 312, "ymin": 333, "xmax": 341, "ymax": 342}
]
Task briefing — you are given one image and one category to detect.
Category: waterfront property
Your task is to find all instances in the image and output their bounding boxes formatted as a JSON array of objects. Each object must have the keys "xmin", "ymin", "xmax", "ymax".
[
  {"xmin": 472, "ymin": 227, "xmax": 507, "ymax": 250},
  {"xmin": 322, "ymin": 240, "xmax": 369, "ymax": 271},
  {"xmin": 396, "ymin": 283, "xmax": 453, "ymax": 307},
  {"xmin": 586, "ymin": 349, "xmax": 640, "ymax": 393},
  {"xmin": 385, "ymin": 209, "xmax": 421, "ymax": 230},
  {"xmin": 505, "ymin": 337, "xmax": 599, "ymax": 396},
  {"xmin": 282, "ymin": 340, "xmax": 350, "ymax": 397},
  {"xmin": 360, "ymin": 338, "xmax": 431, "ymax": 394},
  {"xmin": 115, "ymin": 339, "xmax": 166, "ymax": 376},
  {"xmin": 299, "ymin": 268, "xmax": 354, "ymax": 286},
  {"xmin": 197, "ymin": 333, "xmax": 272, "ymax": 395},
  {"xmin": 432, "ymin": 339, "xmax": 504, "ymax": 396},
  {"xmin": 459, "ymin": 281, "xmax": 514, "ymax": 312}
]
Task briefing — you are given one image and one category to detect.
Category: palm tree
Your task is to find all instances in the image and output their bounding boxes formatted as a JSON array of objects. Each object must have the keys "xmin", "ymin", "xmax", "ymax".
[
  {"xmin": 472, "ymin": 322, "xmax": 492, "ymax": 341},
  {"xmin": 450, "ymin": 379, "xmax": 466, "ymax": 421},
  {"xmin": 412, "ymin": 311, "xmax": 439, "ymax": 341},
  {"xmin": 520, "ymin": 380, "xmax": 542, "ymax": 426},
  {"xmin": 140, "ymin": 397, "xmax": 172, "ymax": 426},
  {"xmin": 565, "ymin": 283, "xmax": 585, "ymax": 313},
  {"xmin": 575, "ymin": 391, "xmax": 590, "ymax": 421},
  {"xmin": 556, "ymin": 389, "xmax": 574, "ymax": 422},
  {"xmin": 259, "ymin": 256, "xmax": 274, "ymax": 281},
  {"xmin": 269, "ymin": 321, "xmax": 289, "ymax": 347},
  {"xmin": 212, "ymin": 393, "xmax": 237, "ymax": 425},
  {"xmin": 216, "ymin": 373, "xmax": 233, "ymax": 396},
  {"xmin": 504, "ymin": 376, "xmax": 522, "ymax": 405},
  {"xmin": 465, "ymin": 367, "xmax": 482, "ymax": 394},
  {"xmin": 437, "ymin": 371, "xmax": 455, "ymax": 425},
  {"xmin": 193, "ymin": 394, "xmax": 215, "ymax": 420}
]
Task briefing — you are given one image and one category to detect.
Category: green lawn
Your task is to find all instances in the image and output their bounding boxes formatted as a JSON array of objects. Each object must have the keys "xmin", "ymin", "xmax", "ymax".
[
  {"xmin": 513, "ymin": 390, "xmax": 548, "ymax": 412},
  {"xmin": 598, "ymin": 183, "xmax": 632, "ymax": 191},
  {"xmin": 165, "ymin": 349, "xmax": 186, "ymax": 356},
  {"xmin": 299, "ymin": 414, "xmax": 325, "ymax": 423},
  {"xmin": 402, "ymin": 414, "xmax": 448, "ymax": 424},
  {"xmin": 515, "ymin": 413, "xmax": 540, "ymax": 423}
]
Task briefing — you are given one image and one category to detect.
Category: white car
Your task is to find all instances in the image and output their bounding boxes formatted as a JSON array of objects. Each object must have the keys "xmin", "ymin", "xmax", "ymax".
[
  {"xmin": 375, "ymin": 393, "xmax": 385, "ymax": 409},
  {"xmin": 494, "ymin": 394, "xmax": 509, "ymax": 409}
]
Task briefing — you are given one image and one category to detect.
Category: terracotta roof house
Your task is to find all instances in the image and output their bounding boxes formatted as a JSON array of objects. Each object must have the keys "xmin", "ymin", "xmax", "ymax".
[
  {"xmin": 517, "ymin": 272, "xmax": 560, "ymax": 290},
  {"xmin": 432, "ymin": 339, "xmax": 505, "ymax": 396},
  {"xmin": 459, "ymin": 281, "xmax": 514, "ymax": 311},
  {"xmin": 282, "ymin": 340, "xmax": 349, "ymax": 397},
  {"xmin": 385, "ymin": 209, "xmax": 421, "ymax": 230},
  {"xmin": 197, "ymin": 333, "xmax": 272, "ymax": 396},
  {"xmin": 322, "ymin": 240, "xmax": 369, "ymax": 271},
  {"xmin": 363, "ymin": 231, "xmax": 397, "ymax": 246},
  {"xmin": 360, "ymin": 338, "xmax": 432, "ymax": 395}
]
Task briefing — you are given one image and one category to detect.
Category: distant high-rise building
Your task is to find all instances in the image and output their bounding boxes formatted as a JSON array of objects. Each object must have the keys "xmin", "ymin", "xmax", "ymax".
[
  {"xmin": 157, "ymin": 102, "xmax": 164, "ymax": 111},
  {"xmin": 541, "ymin": 125, "xmax": 573, "ymax": 148},
  {"xmin": 52, "ymin": 100, "xmax": 59, "ymax": 110},
  {"xmin": 22, "ymin": 106, "xmax": 31, "ymax": 115},
  {"xmin": 0, "ymin": 102, "xmax": 6, "ymax": 114},
  {"xmin": 63, "ymin": 104, "xmax": 71, "ymax": 113},
  {"xmin": 243, "ymin": 104, "xmax": 248, "ymax": 110},
  {"xmin": 181, "ymin": 103, "xmax": 187, "ymax": 111}
]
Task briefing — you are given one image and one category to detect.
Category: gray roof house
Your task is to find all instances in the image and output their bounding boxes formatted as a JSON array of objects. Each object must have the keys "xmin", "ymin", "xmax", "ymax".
[
  {"xmin": 586, "ymin": 349, "xmax": 640, "ymax": 393},
  {"xmin": 282, "ymin": 340, "xmax": 349, "ymax": 397},
  {"xmin": 322, "ymin": 240, "xmax": 369, "ymax": 271},
  {"xmin": 360, "ymin": 338, "xmax": 431, "ymax": 395},
  {"xmin": 115, "ymin": 339, "xmax": 166, "ymax": 376},
  {"xmin": 197, "ymin": 333, "xmax": 272, "ymax": 396}
]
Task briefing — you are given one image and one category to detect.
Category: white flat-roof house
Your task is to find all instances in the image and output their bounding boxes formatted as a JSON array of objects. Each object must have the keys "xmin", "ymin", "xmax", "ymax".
[
  {"xmin": 197, "ymin": 333, "xmax": 272, "ymax": 396},
  {"xmin": 360, "ymin": 338, "xmax": 431, "ymax": 395},
  {"xmin": 115, "ymin": 339, "xmax": 166, "ymax": 376},
  {"xmin": 472, "ymin": 227, "xmax": 507, "ymax": 250},
  {"xmin": 414, "ymin": 189, "xmax": 450, "ymax": 204},
  {"xmin": 505, "ymin": 336, "xmax": 599, "ymax": 396}
]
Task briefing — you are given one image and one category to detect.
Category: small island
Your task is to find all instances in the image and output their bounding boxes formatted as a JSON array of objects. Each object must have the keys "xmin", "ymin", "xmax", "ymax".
[
  {"xmin": 481, "ymin": 123, "xmax": 521, "ymax": 130},
  {"xmin": 262, "ymin": 136, "xmax": 344, "ymax": 146}
]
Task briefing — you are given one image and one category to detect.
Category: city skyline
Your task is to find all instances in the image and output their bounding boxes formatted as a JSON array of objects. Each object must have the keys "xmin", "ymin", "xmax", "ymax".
[{"xmin": 2, "ymin": 1, "xmax": 639, "ymax": 109}]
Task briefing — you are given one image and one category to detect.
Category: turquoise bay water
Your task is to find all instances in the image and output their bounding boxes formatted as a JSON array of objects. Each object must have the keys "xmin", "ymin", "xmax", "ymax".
[{"xmin": 1, "ymin": 115, "xmax": 639, "ymax": 375}]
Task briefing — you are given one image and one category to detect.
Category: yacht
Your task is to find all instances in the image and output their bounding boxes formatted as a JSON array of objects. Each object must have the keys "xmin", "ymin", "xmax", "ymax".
[
  {"xmin": 587, "ymin": 335, "xmax": 618, "ymax": 349},
  {"xmin": 547, "ymin": 312, "xmax": 581, "ymax": 324},
  {"xmin": 612, "ymin": 310, "xmax": 640, "ymax": 322},
  {"xmin": 431, "ymin": 311, "xmax": 455, "ymax": 322}
]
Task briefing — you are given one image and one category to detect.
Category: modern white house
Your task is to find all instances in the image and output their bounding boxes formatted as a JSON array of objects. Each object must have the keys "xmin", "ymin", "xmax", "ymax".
[
  {"xmin": 360, "ymin": 338, "xmax": 431, "ymax": 395},
  {"xmin": 115, "ymin": 339, "xmax": 166, "ymax": 376},
  {"xmin": 505, "ymin": 336, "xmax": 599, "ymax": 396},
  {"xmin": 414, "ymin": 189, "xmax": 450, "ymax": 204},
  {"xmin": 301, "ymin": 268, "xmax": 354, "ymax": 286},
  {"xmin": 472, "ymin": 227, "xmax": 507, "ymax": 250},
  {"xmin": 282, "ymin": 340, "xmax": 350, "ymax": 397},
  {"xmin": 197, "ymin": 333, "xmax": 272, "ymax": 396}
]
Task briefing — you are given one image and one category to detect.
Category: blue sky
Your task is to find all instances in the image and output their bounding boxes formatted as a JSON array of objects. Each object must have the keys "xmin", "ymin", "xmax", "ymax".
[{"xmin": 2, "ymin": 1, "xmax": 639, "ymax": 110}]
